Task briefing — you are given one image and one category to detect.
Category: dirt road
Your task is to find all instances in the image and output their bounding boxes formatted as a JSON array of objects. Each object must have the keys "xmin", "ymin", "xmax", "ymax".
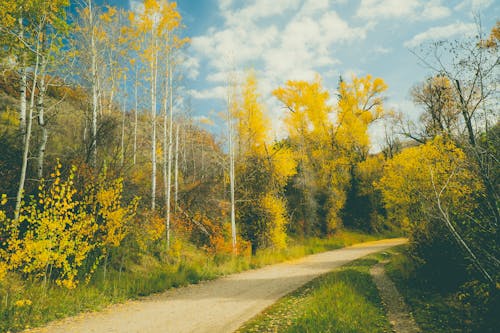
[{"xmin": 30, "ymin": 238, "xmax": 407, "ymax": 333}]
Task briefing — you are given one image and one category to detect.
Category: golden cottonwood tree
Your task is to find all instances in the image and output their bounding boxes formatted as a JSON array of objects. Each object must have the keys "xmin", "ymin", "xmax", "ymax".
[
  {"xmin": 274, "ymin": 75, "xmax": 387, "ymax": 235},
  {"xmin": 235, "ymin": 73, "xmax": 296, "ymax": 251},
  {"xmin": 273, "ymin": 78, "xmax": 333, "ymax": 234},
  {"xmin": 336, "ymin": 75, "xmax": 387, "ymax": 159}
]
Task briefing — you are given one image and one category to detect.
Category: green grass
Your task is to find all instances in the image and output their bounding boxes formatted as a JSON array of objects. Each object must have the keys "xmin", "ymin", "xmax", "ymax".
[
  {"xmin": 385, "ymin": 246, "xmax": 489, "ymax": 333},
  {"xmin": 237, "ymin": 255, "xmax": 392, "ymax": 333},
  {"xmin": 0, "ymin": 230, "xmax": 384, "ymax": 332}
]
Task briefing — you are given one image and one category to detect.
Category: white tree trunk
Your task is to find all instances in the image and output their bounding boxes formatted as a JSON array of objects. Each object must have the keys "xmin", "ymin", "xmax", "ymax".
[
  {"xmin": 120, "ymin": 77, "xmax": 126, "ymax": 167},
  {"xmin": 107, "ymin": 51, "xmax": 115, "ymax": 114},
  {"xmin": 15, "ymin": 32, "xmax": 41, "ymax": 220},
  {"xmin": 19, "ymin": 16, "xmax": 27, "ymax": 132},
  {"xmin": 151, "ymin": 37, "xmax": 158, "ymax": 211},
  {"xmin": 227, "ymin": 88, "xmax": 237, "ymax": 252},
  {"xmin": 89, "ymin": 0, "xmax": 98, "ymax": 168},
  {"xmin": 133, "ymin": 63, "xmax": 138, "ymax": 165},
  {"xmin": 174, "ymin": 123, "xmax": 179, "ymax": 212},
  {"xmin": 165, "ymin": 53, "xmax": 174, "ymax": 249},
  {"xmin": 37, "ymin": 59, "xmax": 48, "ymax": 179}
]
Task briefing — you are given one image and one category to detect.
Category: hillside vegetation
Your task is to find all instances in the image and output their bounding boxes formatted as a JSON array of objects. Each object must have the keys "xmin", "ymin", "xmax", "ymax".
[{"xmin": 0, "ymin": 1, "xmax": 498, "ymax": 332}]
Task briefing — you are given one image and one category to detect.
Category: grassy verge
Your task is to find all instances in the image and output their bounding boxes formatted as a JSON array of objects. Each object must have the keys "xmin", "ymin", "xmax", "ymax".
[
  {"xmin": 237, "ymin": 253, "xmax": 392, "ymax": 333},
  {"xmin": 0, "ymin": 230, "xmax": 383, "ymax": 332},
  {"xmin": 385, "ymin": 246, "xmax": 484, "ymax": 333}
]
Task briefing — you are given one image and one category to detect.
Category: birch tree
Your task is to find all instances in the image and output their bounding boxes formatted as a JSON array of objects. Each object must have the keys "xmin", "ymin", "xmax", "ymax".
[
  {"xmin": 74, "ymin": 0, "xmax": 103, "ymax": 167},
  {"xmin": 225, "ymin": 71, "xmax": 238, "ymax": 252},
  {"xmin": 136, "ymin": 0, "xmax": 161, "ymax": 210},
  {"xmin": 158, "ymin": 1, "xmax": 184, "ymax": 247},
  {"xmin": 0, "ymin": 0, "xmax": 70, "ymax": 218}
]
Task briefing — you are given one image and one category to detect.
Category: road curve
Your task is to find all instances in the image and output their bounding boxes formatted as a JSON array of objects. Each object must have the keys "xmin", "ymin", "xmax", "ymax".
[{"xmin": 29, "ymin": 238, "xmax": 407, "ymax": 333}]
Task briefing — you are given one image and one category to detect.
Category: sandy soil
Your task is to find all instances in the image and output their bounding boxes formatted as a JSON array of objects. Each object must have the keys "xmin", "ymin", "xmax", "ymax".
[
  {"xmin": 27, "ymin": 238, "xmax": 407, "ymax": 333},
  {"xmin": 370, "ymin": 262, "xmax": 420, "ymax": 333}
]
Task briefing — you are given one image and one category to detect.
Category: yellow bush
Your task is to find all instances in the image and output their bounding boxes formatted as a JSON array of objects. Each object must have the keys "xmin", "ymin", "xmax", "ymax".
[
  {"xmin": 261, "ymin": 193, "xmax": 288, "ymax": 250},
  {"xmin": 1, "ymin": 162, "xmax": 139, "ymax": 288}
]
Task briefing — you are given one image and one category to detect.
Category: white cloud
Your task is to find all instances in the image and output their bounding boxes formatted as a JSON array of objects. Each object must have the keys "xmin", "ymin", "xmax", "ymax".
[
  {"xmin": 373, "ymin": 46, "xmax": 391, "ymax": 54},
  {"xmin": 189, "ymin": 86, "xmax": 226, "ymax": 100},
  {"xmin": 356, "ymin": 0, "xmax": 421, "ymax": 20},
  {"xmin": 454, "ymin": 0, "xmax": 494, "ymax": 11},
  {"xmin": 222, "ymin": 0, "xmax": 301, "ymax": 25},
  {"xmin": 182, "ymin": 55, "xmax": 200, "ymax": 80},
  {"xmin": 404, "ymin": 22, "xmax": 476, "ymax": 47},
  {"xmin": 471, "ymin": 0, "xmax": 494, "ymax": 8},
  {"xmin": 218, "ymin": 0, "xmax": 233, "ymax": 11},
  {"xmin": 206, "ymin": 72, "xmax": 227, "ymax": 83},
  {"xmin": 356, "ymin": 0, "xmax": 451, "ymax": 21},
  {"xmin": 421, "ymin": 1, "xmax": 451, "ymax": 20},
  {"xmin": 190, "ymin": 0, "xmax": 367, "ymax": 103},
  {"xmin": 187, "ymin": 0, "xmax": 371, "ymax": 136}
]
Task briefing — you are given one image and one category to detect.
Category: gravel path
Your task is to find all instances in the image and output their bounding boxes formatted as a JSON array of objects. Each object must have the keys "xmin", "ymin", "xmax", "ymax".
[
  {"xmin": 370, "ymin": 262, "xmax": 420, "ymax": 333},
  {"xmin": 28, "ymin": 238, "xmax": 407, "ymax": 333}
]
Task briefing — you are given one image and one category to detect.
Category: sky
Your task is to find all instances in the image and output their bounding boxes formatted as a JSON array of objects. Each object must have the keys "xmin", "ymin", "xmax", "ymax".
[{"xmin": 120, "ymin": 0, "xmax": 498, "ymax": 150}]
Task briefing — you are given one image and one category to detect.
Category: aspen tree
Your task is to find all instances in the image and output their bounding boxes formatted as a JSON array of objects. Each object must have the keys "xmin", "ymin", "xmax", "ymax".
[
  {"xmin": 137, "ymin": 0, "xmax": 161, "ymax": 210},
  {"xmin": 158, "ymin": 1, "xmax": 184, "ymax": 247},
  {"xmin": 1, "ymin": 0, "xmax": 69, "ymax": 218},
  {"xmin": 87, "ymin": 0, "xmax": 99, "ymax": 167},
  {"xmin": 174, "ymin": 123, "xmax": 179, "ymax": 211},
  {"xmin": 225, "ymin": 70, "xmax": 238, "ymax": 252}
]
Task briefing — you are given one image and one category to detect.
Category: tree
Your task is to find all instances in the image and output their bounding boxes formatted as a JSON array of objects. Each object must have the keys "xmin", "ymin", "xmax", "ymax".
[
  {"xmin": 225, "ymin": 70, "xmax": 238, "ymax": 252},
  {"xmin": 235, "ymin": 73, "xmax": 296, "ymax": 251},
  {"xmin": 377, "ymin": 137, "xmax": 496, "ymax": 284},
  {"xmin": 413, "ymin": 21, "xmax": 499, "ymax": 226},
  {"xmin": 74, "ymin": 0, "xmax": 101, "ymax": 167},
  {"xmin": 274, "ymin": 75, "xmax": 387, "ymax": 235},
  {"xmin": 408, "ymin": 75, "xmax": 459, "ymax": 141},
  {"xmin": 0, "ymin": 0, "xmax": 70, "ymax": 219},
  {"xmin": 273, "ymin": 78, "xmax": 333, "ymax": 235}
]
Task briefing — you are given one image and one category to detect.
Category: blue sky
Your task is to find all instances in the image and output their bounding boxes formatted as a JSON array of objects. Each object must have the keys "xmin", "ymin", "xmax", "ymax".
[{"xmin": 122, "ymin": 0, "xmax": 498, "ymax": 148}]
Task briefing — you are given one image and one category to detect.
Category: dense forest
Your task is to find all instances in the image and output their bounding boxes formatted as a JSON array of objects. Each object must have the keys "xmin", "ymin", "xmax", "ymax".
[{"xmin": 0, "ymin": 1, "xmax": 498, "ymax": 331}]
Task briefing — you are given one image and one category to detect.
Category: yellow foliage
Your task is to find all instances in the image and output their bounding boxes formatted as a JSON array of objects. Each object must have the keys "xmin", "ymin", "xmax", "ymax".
[
  {"xmin": 6, "ymin": 163, "xmax": 97, "ymax": 288},
  {"xmin": 14, "ymin": 299, "xmax": 32, "ymax": 307},
  {"xmin": 0, "ymin": 107, "xmax": 20, "ymax": 128},
  {"xmin": 270, "ymin": 144, "xmax": 297, "ymax": 187},
  {"xmin": 377, "ymin": 137, "xmax": 481, "ymax": 230},
  {"xmin": 273, "ymin": 75, "xmax": 388, "ymax": 235},
  {"xmin": 480, "ymin": 21, "xmax": 500, "ymax": 49},
  {"xmin": 273, "ymin": 77, "xmax": 331, "ymax": 142},
  {"xmin": 232, "ymin": 74, "xmax": 298, "ymax": 249},
  {"xmin": 260, "ymin": 193, "xmax": 288, "ymax": 249},
  {"xmin": 235, "ymin": 71, "xmax": 270, "ymax": 156},
  {"xmin": 0, "ymin": 261, "xmax": 6, "ymax": 283},
  {"xmin": 87, "ymin": 168, "xmax": 140, "ymax": 256},
  {"xmin": 356, "ymin": 154, "xmax": 385, "ymax": 196},
  {"xmin": 336, "ymin": 75, "xmax": 387, "ymax": 158},
  {"xmin": 0, "ymin": 162, "xmax": 138, "ymax": 288}
]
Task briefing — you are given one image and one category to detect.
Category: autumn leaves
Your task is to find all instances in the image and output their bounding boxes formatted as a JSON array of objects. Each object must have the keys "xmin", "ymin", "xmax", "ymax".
[{"xmin": 230, "ymin": 73, "xmax": 388, "ymax": 251}]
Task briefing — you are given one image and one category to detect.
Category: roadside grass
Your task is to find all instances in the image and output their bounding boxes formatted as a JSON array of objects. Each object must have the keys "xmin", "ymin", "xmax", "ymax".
[
  {"xmin": 385, "ymin": 246, "xmax": 485, "ymax": 333},
  {"xmin": 0, "ymin": 229, "xmax": 383, "ymax": 332},
  {"xmin": 237, "ymin": 254, "xmax": 392, "ymax": 333}
]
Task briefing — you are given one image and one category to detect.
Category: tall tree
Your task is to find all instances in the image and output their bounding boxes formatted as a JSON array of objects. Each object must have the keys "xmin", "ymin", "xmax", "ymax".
[
  {"xmin": 235, "ymin": 72, "xmax": 296, "ymax": 251},
  {"xmin": 0, "ymin": 0, "xmax": 70, "ymax": 218}
]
